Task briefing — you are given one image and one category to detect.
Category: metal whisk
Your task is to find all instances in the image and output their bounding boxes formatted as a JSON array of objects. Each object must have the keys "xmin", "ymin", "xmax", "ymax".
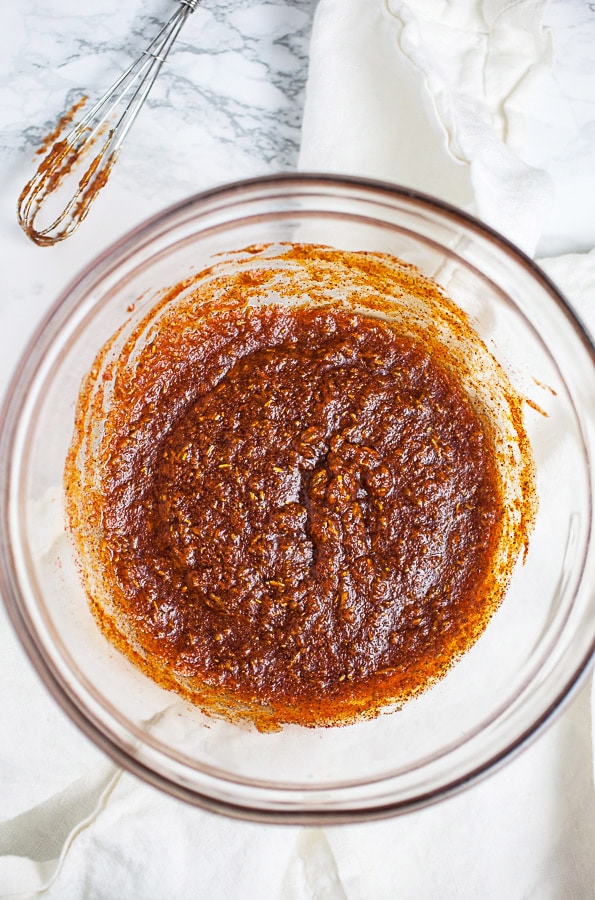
[{"xmin": 18, "ymin": 0, "xmax": 199, "ymax": 247}]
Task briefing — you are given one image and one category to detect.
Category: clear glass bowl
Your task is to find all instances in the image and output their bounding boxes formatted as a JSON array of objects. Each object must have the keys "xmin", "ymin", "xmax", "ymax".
[{"xmin": 1, "ymin": 175, "xmax": 594, "ymax": 823}]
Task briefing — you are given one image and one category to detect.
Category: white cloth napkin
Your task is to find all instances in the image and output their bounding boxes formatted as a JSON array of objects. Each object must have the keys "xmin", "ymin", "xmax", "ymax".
[
  {"xmin": 2, "ymin": 1, "xmax": 595, "ymax": 897},
  {"xmin": 299, "ymin": 0, "xmax": 595, "ymax": 259}
]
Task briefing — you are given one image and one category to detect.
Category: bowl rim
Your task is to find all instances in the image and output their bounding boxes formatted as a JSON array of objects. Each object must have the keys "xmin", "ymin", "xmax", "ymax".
[{"xmin": 1, "ymin": 172, "xmax": 594, "ymax": 823}]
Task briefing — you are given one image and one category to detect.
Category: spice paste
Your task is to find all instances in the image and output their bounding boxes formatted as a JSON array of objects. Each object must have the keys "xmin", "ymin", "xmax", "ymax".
[{"xmin": 66, "ymin": 243, "xmax": 535, "ymax": 729}]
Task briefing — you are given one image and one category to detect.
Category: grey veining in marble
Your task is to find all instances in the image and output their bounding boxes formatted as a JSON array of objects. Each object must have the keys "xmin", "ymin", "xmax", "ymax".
[
  {"xmin": 3, "ymin": 0, "xmax": 315, "ymax": 196},
  {"xmin": 0, "ymin": 0, "xmax": 316, "ymax": 404}
]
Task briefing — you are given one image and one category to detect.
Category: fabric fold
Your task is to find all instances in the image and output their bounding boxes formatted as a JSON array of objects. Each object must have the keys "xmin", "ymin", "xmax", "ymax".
[
  {"xmin": 0, "ymin": 762, "xmax": 121, "ymax": 897},
  {"xmin": 299, "ymin": 0, "xmax": 554, "ymax": 255}
]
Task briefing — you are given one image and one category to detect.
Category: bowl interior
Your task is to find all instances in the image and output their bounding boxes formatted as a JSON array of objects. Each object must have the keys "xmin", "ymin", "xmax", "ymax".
[{"xmin": 3, "ymin": 177, "xmax": 595, "ymax": 821}]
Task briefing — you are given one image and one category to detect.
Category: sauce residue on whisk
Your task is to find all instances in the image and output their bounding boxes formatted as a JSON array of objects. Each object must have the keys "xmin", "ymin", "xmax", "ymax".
[
  {"xmin": 18, "ymin": 108, "xmax": 116, "ymax": 248},
  {"xmin": 18, "ymin": 1, "xmax": 197, "ymax": 247},
  {"xmin": 34, "ymin": 96, "xmax": 87, "ymax": 157}
]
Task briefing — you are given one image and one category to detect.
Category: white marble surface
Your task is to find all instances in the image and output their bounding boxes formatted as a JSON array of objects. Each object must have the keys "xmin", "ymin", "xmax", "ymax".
[
  {"xmin": 1, "ymin": 1, "xmax": 595, "ymax": 898},
  {"xmin": 0, "ymin": 0, "xmax": 313, "ymax": 397}
]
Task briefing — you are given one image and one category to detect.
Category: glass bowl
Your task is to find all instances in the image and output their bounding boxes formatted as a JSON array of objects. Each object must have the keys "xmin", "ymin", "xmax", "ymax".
[{"xmin": 1, "ymin": 174, "xmax": 594, "ymax": 823}]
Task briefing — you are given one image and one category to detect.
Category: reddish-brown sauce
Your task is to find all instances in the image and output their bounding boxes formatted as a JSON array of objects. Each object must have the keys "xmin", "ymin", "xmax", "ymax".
[{"xmin": 66, "ymin": 244, "xmax": 535, "ymax": 729}]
